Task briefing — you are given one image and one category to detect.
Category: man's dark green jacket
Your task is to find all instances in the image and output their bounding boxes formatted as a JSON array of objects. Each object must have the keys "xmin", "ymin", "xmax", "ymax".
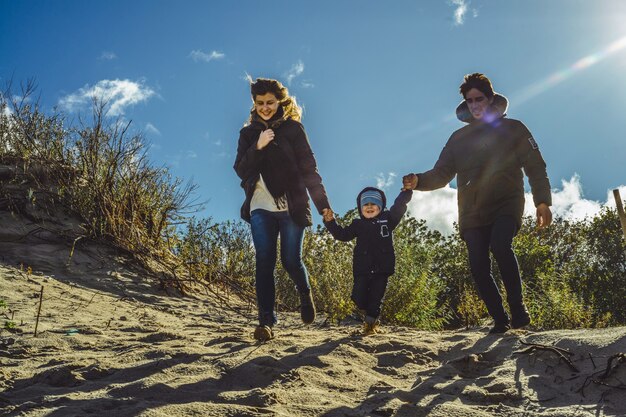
[{"xmin": 416, "ymin": 95, "xmax": 551, "ymax": 234}]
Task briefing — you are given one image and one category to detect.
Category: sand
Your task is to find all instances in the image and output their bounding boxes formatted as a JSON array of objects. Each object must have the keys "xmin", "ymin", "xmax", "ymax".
[{"xmin": 1, "ymin": 211, "xmax": 625, "ymax": 417}]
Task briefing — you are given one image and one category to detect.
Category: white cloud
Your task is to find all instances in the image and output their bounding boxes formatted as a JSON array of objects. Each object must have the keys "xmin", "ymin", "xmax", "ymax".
[
  {"xmin": 186, "ymin": 150, "xmax": 198, "ymax": 159},
  {"xmin": 1, "ymin": 95, "xmax": 13, "ymax": 150},
  {"xmin": 99, "ymin": 51, "xmax": 117, "ymax": 60},
  {"xmin": 407, "ymin": 185, "xmax": 459, "ymax": 235},
  {"xmin": 604, "ymin": 185, "xmax": 626, "ymax": 210},
  {"xmin": 300, "ymin": 80, "xmax": 315, "ymax": 89},
  {"xmin": 449, "ymin": 0, "xmax": 477, "ymax": 26},
  {"xmin": 145, "ymin": 123, "xmax": 161, "ymax": 136},
  {"xmin": 408, "ymin": 174, "xmax": 626, "ymax": 235},
  {"xmin": 189, "ymin": 50, "xmax": 225, "ymax": 63},
  {"xmin": 59, "ymin": 79, "xmax": 155, "ymax": 116},
  {"xmin": 1, "ymin": 96, "xmax": 11, "ymax": 117},
  {"xmin": 376, "ymin": 172, "xmax": 397, "ymax": 190},
  {"xmin": 523, "ymin": 175, "xmax": 599, "ymax": 221},
  {"xmin": 285, "ymin": 60, "xmax": 305, "ymax": 85}
]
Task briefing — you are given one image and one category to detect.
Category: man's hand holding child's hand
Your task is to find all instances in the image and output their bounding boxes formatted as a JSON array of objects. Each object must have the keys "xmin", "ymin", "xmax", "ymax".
[
  {"xmin": 402, "ymin": 173, "xmax": 418, "ymax": 191},
  {"xmin": 322, "ymin": 208, "xmax": 334, "ymax": 222}
]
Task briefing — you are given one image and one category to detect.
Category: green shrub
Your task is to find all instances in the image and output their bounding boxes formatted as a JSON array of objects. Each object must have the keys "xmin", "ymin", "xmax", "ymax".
[
  {"xmin": 382, "ymin": 217, "xmax": 447, "ymax": 329},
  {"xmin": 1, "ymin": 81, "xmax": 196, "ymax": 292},
  {"xmin": 524, "ymin": 272, "xmax": 594, "ymax": 329}
]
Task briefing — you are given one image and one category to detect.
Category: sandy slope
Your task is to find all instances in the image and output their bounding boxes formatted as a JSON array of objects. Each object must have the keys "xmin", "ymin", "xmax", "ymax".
[{"xmin": 0, "ymin": 213, "xmax": 625, "ymax": 416}]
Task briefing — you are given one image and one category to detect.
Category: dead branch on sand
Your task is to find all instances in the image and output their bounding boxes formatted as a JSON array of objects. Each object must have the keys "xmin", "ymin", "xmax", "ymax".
[
  {"xmin": 514, "ymin": 340, "xmax": 579, "ymax": 372},
  {"xmin": 576, "ymin": 353, "xmax": 626, "ymax": 397},
  {"xmin": 515, "ymin": 341, "xmax": 626, "ymax": 398}
]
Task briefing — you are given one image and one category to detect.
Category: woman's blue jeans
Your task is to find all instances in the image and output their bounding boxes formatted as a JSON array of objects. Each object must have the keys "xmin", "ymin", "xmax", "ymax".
[{"xmin": 250, "ymin": 209, "xmax": 310, "ymax": 327}]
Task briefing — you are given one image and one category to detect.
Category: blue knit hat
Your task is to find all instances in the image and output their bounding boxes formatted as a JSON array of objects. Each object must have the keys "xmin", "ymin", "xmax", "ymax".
[{"xmin": 360, "ymin": 190, "xmax": 383, "ymax": 209}]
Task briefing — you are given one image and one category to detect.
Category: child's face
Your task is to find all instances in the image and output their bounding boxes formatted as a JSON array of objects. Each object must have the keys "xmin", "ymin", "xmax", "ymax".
[{"xmin": 361, "ymin": 203, "xmax": 381, "ymax": 219}]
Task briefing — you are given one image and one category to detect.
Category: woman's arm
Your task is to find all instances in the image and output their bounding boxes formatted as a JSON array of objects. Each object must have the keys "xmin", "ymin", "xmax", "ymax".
[
  {"xmin": 233, "ymin": 128, "xmax": 263, "ymax": 180},
  {"xmin": 291, "ymin": 123, "xmax": 331, "ymax": 212}
]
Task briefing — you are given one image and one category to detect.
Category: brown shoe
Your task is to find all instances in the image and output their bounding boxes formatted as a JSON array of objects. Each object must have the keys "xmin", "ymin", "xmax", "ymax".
[
  {"xmin": 253, "ymin": 325, "xmax": 274, "ymax": 341},
  {"xmin": 363, "ymin": 316, "xmax": 380, "ymax": 336}
]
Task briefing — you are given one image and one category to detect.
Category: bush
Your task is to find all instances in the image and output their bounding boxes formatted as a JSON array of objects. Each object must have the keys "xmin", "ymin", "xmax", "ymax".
[
  {"xmin": 1, "ymin": 82, "xmax": 196, "ymax": 289},
  {"xmin": 382, "ymin": 217, "xmax": 447, "ymax": 329},
  {"xmin": 524, "ymin": 272, "xmax": 595, "ymax": 329}
]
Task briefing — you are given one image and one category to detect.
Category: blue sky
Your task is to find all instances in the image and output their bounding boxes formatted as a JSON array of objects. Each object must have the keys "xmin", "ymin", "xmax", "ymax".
[{"xmin": 2, "ymin": 0, "xmax": 626, "ymax": 232}]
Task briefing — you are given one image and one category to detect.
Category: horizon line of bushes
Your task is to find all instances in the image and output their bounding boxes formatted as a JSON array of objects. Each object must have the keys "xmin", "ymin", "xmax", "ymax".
[{"xmin": 1, "ymin": 80, "xmax": 625, "ymax": 331}]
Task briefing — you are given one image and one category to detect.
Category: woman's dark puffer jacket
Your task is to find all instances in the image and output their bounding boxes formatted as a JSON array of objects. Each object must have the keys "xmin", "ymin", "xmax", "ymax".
[{"xmin": 234, "ymin": 116, "xmax": 330, "ymax": 227}]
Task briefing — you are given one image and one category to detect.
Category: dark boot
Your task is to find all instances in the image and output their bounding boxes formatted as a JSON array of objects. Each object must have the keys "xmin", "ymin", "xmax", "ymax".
[
  {"xmin": 299, "ymin": 289, "xmax": 316, "ymax": 324},
  {"xmin": 489, "ymin": 322, "xmax": 510, "ymax": 334},
  {"xmin": 511, "ymin": 303, "xmax": 531, "ymax": 329}
]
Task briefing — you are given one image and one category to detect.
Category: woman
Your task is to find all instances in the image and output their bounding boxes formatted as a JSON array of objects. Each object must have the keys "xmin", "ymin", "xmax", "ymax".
[
  {"xmin": 234, "ymin": 78, "xmax": 331, "ymax": 341},
  {"xmin": 403, "ymin": 73, "xmax": 552, "ymax": 334}
]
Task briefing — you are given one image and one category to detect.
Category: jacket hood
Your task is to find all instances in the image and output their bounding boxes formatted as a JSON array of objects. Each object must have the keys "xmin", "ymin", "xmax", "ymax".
[
  {"xmin": 356, "ymin": 187, "xmax": 387, "ymax": 219},
  {"xmin": 455, "ymin": 93, "xmax": 509, "ymax": 124}
]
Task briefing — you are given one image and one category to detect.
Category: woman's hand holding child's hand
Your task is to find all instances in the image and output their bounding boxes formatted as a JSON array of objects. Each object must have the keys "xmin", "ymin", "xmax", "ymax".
[{"xmin": 322, "ymin": 208, "xmax": 334, "ymax": 222}]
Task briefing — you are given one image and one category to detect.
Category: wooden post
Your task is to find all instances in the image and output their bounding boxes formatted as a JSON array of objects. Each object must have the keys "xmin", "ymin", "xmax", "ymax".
[
  {"xmin": 34, "ymin": 286, "xmax": 43, "ymax": 337},
  {"xmin": 613, "ymin": 189, "xmax": 626, "ymax": 241}
]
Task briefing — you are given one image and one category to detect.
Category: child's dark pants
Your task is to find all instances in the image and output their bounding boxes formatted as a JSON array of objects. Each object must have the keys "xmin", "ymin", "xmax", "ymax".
[{"xmin": 352, "ymin": 273, "xmax": 389, "ymax": 319}]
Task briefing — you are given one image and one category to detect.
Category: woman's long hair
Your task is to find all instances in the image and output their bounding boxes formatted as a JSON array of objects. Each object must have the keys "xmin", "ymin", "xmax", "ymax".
[{"xmin": 246, "ymin": 78, "xmax": 302, "ymax": 124}]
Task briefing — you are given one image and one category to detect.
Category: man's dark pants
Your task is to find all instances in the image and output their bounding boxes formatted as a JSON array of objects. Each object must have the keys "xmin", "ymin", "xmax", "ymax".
[{"xmin": 463, "ymin": 215, "xmax": 524, "ymax": 325}]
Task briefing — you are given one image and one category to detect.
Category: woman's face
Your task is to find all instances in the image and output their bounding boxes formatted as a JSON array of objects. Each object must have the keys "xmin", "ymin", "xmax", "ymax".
[
  {"xmin": 254, "ymin": 93, "xmax": 280, "ymax": 121},
  {"xmin": 465, "ymin": 88, "xmax": 493, "ymax": 121}
]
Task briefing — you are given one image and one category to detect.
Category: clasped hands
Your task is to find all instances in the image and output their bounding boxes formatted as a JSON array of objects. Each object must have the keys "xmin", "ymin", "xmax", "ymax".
[{"xmin": 402, "ymin": 173, "xmax": 418, "ymax": 191}]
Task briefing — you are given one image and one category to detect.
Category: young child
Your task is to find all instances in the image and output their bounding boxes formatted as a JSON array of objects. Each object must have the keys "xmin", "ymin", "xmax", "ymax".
[{"xmin": 322, "ymin": 187, "xmax": 412, "ymax": 335}]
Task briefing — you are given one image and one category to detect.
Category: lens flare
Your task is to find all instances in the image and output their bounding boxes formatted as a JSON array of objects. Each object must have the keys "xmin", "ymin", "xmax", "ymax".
[{"xmin": 515, "ymin": 35, "xmax": 626, "ymax": 105}]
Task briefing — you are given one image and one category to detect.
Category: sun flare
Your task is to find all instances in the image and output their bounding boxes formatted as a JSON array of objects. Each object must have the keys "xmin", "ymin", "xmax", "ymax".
[{"xmin": 516, "ymin": 35, "xmax": 626, "ymax": 105}]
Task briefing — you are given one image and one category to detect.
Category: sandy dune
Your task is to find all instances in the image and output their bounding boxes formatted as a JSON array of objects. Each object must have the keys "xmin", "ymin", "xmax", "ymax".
[{"xmin": 1, "ymin": 212, "xmax": 625, "ymax": 417}]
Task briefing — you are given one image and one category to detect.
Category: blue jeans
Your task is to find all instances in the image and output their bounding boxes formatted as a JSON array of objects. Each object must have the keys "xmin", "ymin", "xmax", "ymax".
[
  {"xmin": 463, "ymin": 216, "xmax": 523, "ymax": 325},
  {"xmin": 250, "ymin": 209, "xmax": 310, "ymax": 327}
]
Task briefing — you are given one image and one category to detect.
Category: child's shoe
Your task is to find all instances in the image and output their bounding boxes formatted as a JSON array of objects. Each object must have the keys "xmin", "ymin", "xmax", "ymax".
[
  {"xmin": 363, "ymin": 316, "xmax": 380, "ymax": 336},
  {"xmin": 370, "ymin": 319, "xmax": 381, "ymax": 334},
  {"xmin": 299, "ymin": 289, "xmax": 316, "ymax": 324},
  {"xmin": 253, "ymin": 325, "xmax": 274, "ymax": 341}
]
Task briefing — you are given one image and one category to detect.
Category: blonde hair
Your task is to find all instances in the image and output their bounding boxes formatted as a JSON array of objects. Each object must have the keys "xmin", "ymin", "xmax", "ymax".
[{"xmin": 247, "ymin": 78, "xmax": 302, "ymax": 124}]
